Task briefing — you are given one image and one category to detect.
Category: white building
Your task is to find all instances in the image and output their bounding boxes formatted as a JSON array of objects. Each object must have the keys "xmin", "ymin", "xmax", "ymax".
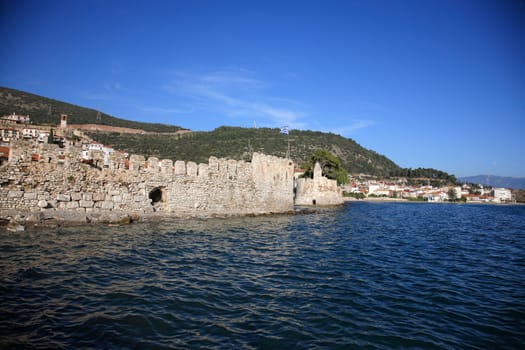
[
  {"xmin": 37, "ymin": 132, "xmax": 50, "ymax": 143},
  {"xmin": 85, "ymin": 142, "xmax": 103, "ymax": 152},
  {"xmin": 493, "ymin": 188, "xmax": 512, "ymax": 202},
  {"xmin": 367, "ymin": 184, "xmax": 381, "ymax": 195},
  {"xmin": 1, "ymin": 128, "xmax": 20, "ymax": 142},
  {"xmin": 1, "ymin": 113, "xmax": 30, "ymax": 124},
  {"xmin": 82, "ymin": 142, "xmax": 115, "ymax": 166},
  {"xmin": 453, "ymin": 186, "xmax": 463, "ymax": 199},
  {"xmin": 22, "ymin": 128, "xmax": 41, "ymax": 139},
  {"xmin": 374, "ymin": 189, "xmax": 391, "ymax": 197}
]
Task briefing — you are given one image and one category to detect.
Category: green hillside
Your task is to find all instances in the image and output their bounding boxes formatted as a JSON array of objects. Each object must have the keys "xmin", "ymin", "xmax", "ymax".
[
  {"xmin": 0, "ymin": 86, "xmax": 185, "ymax": 133},
  {"xmin": 87, "ymin": 126, "xmax": 402, "ymax": 176},
  {"xmin": 1, "ymin": 86, "xmax": 458, "ymax": 180}
]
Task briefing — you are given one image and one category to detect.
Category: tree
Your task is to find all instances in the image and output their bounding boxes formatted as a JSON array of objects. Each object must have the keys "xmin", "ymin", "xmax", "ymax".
[
  {"xmin": 448, "ymin": 188, "xmax": 457, "ymax": 201},
  {"xmin": 302, "ymin": 149, "xmax": 349, "ymax": 185},
  {"xmin": 47, "ymin": 128, "xmax": 54, "ymax": 144}
]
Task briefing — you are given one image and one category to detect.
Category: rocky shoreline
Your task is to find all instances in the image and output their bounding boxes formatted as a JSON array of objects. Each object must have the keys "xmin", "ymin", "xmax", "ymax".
[
  {"xmin": 0, "ymin": 206, "xmax": 332, "ymax": 232},
  {"xmin": 1, "ymin": 209, "xmax": 145, "ymax": 231}
]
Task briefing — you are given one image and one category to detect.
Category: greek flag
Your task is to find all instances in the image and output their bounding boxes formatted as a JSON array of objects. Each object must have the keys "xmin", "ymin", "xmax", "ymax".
[{"xmin": 280, "ymin": 126, "xmax": 289, "ymax": 135}]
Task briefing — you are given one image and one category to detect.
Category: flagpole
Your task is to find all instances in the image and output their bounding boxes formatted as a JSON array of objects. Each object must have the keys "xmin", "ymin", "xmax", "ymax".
[
  {"xmin": 287, "ymin": 136, "xmax": 290, "ymax": 159},
  {"xmin": 280, "ymin": 126, "xmax": 290, "ymax": 159}
]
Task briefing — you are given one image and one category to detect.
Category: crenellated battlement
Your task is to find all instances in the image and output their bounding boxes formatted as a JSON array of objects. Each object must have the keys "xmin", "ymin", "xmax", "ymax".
[{"xmin": 0, "ymin": 139, "xmax": 296, "ymax": 220}]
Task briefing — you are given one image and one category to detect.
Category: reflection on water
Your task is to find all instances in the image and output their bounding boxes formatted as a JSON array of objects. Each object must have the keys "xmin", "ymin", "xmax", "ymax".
[{"xmin": 1, "ymin": 203, "xmax": 524, "ymax": 349}]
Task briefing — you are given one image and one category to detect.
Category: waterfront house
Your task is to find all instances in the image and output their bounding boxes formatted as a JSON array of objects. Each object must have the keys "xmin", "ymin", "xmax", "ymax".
[{"xmin": 493, "ymin": 188, "xmax": 512, "ymax": 202}]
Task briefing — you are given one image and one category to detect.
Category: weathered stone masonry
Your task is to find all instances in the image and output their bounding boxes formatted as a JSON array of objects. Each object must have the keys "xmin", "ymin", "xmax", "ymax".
[
  {"xmin": 1, "ymin": 140, "xmax": 295, "ymax": 219},
  {"xmin": 295, "ymin": 162, "xmax": 343, "ymax": 206}
]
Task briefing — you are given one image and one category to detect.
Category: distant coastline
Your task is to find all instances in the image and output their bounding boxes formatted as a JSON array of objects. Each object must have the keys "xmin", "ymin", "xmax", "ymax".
[
  {"xmin": 344, "ymin": 197, "xmax": 522, "ymax": 205},
  {"xmin": 344, "ymin": 197, "xmax": 407, "ymax": 203}
]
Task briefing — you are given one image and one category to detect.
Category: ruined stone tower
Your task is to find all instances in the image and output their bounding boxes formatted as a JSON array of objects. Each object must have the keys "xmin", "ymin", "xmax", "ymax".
[
  {"xmin": 60, "ymin": 114, "xmax": 67, "ymax": 129},
  {"xmin": 294, "ymin": 161, "xmax": 343, "ymax": 206}
]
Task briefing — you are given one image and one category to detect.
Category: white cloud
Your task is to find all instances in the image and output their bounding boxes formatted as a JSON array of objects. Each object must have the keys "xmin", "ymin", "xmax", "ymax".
[
  {"xmin": 346, "ymin": 119, "xmax": 376, "ymax": 132},
  {"xmin": 320, "ymin": 119, "xmax": 376, "ymax": 137},
  {"xmin": 161, "ymin": 68, "xmax": 306, "ymax": 129}
]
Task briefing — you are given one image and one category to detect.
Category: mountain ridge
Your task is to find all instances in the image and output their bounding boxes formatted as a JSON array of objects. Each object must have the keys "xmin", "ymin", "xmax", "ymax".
[
  {"xmin": 1, "ymin": 86, "xmax": 458, "ymax": 180},
  {"xmin": 0, "ymin": 86, "xmax": 185, "ymax": 133},
  {"xmin": 458, "ymin": 175, "xmax": 525, "ymax": 190}
]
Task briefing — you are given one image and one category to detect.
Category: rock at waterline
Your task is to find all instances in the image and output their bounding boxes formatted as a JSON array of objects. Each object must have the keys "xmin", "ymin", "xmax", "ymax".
[{"xmin": 7, "ymin": 220, "xmax": 25, "ymax": 232}]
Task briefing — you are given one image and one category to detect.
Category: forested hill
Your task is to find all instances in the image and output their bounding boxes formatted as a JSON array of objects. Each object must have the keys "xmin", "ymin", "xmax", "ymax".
[
  {"xmin": 88, "ymin": 126, "xmax": 402, "ymax": 176},
  {"xmin": 1, "ymin": 87, "xmax": 457, "ymax": 179},
  {"xmin": 0, "ymin": 87, "xmax": 185, "ymax": 133}
]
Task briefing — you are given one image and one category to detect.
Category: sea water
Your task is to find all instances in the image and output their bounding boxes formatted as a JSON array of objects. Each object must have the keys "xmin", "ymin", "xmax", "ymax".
[{"xmin": 1, "ymin": 202, "xmax": 524, "ymax": 349}]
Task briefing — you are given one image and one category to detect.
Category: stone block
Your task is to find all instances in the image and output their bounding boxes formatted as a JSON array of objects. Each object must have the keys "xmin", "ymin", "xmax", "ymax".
[
  {"xmin": 112, "ymin": 195, "xmax": 122, "ymax": 203},
  {"xmin": 38, "ymin": 192, "xmax": 51, "ymax": 200},
  {"xmin": 71, "ymin": 192, "xmax": 82, "ymax": 201},
  {"xmin": 37, "ymin": 199, "xmax": 48, "ymax": 208},
  {"xmin": 26, "ymin": 212, "xmax": 43, "ymax": 222},
  {"xmin": 101, "ymin": 201, "xmax": 114, "ymax": 210},
  {"xmin": 23, "ymin": 192, "xmax": 37, "ymax": 200},
  {"xmin": 93, "ymin": 192, "xmax": 105, "ymax": 201},
  {"xmin": 56, "ymin": 194, "xmax": 71, "ymax": 202},
  {"xmin": 83, "ymin": 192, "xmax": 93, "ymax": 201},
  {"xmin": 80, "ymin": 200, "xmax": 94, "ymax": 208},
  {"xmin": 66, "ymin": 201, "xmax": 79, "ymax": 209},
  {"xmin": 8, "ymin": 191, "xmax": 24, "ymax": 198}
]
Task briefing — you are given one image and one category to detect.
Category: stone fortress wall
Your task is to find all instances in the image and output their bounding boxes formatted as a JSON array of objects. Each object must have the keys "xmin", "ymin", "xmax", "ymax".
[
  {"xmin": 0, "ymin": 139, "xmax": 297, "ymax": 221},
  {"xmin": 295, "ymin": 162, "xmax": 343, "ymax": 206}
]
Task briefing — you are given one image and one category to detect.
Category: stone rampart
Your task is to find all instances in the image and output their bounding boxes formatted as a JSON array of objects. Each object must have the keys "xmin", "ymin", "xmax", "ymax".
[
  {"xmin": 0, "ymin": 140, "xmax": 295, "ymax": 222},
  {"xmin": 294, "ymin": 162, "xmax": 343, "ymax": 206}
]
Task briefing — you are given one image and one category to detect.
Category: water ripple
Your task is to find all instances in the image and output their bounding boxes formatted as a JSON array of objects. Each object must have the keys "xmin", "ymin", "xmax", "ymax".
[{"xmin": 1, "ymin": 203, "xmax": 524, "ymax": 349}]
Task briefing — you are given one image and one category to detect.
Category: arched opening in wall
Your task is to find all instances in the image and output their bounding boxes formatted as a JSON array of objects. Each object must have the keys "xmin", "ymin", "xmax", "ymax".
[{"xmin": 149, "ymin": 187, "xmax": 165, "ymax": 207}]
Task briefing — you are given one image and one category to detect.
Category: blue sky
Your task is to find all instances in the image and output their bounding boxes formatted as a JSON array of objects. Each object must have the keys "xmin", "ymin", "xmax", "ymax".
[{"xmin": 1, "ymin": 0, "xmax": 524, "ymax": 177}]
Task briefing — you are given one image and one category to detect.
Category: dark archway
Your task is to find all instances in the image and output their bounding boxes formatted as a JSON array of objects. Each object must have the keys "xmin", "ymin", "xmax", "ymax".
[{"xmin": 149, "ymin": 187, "xmax": 164, "ymax": 205}]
